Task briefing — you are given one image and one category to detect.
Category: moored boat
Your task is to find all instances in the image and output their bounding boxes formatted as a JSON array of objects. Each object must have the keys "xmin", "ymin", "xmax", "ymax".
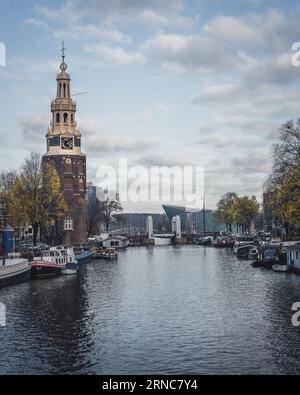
[
  {"xmin": 92, "ymin": 247, "xmax": 118, "ymax": 260},
  {"xmin": 74, "ymin": 249, "xmax": 93, "ymax": 264},
  {"xmin": 0, "ymin": 254, "xmax": 31, "ymax": 288},
  {"xmin": 61, "ymin": 261, "xmax": 79, "ymax": 275},
  {"xmin": 212, "ymin": 238, "xmax": 227, "ymax": 248},
  {"xmin": 198, "ymin": 236, "xmax": 213, "ymax": 246},
  {"xmin": 236, "ymin": 244, "xmax": 254, "ymax": 259},
  {"xmin": 31, "ymin": 246, "xmax": 76, "ymax": 278},
  {"xmin": 233, "ymin": 236, "xmax": 255, "ymax": 254},
  {"xmin": 248, "ymin": 247, "xmax": 259, "ymax": 260},
  {"xmin": 252, "ymin": 247, "xmax": 280, "ymax": 269},
  {"xmin": 272, "ymin": 264, "xmax": 290, "ymax": 273}
]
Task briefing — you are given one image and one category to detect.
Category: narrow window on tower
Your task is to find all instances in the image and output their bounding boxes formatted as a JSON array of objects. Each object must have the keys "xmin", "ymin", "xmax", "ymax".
[
  {"xmin": 59, "ymin": 83, "xmax": 62, "ymax": 97},
  {"xmin": 63, "ymin": 113, "xmax": 68, "ymax": 123},
  {"xmin": 64, "ymin": 177, "xmax": 74, "ymax": 190},
  {"xmin": 63, "ymin": 83, "xmax": 66, "ymax": 97},
  {"xmin": 71, "ymin": 114, "xmax": 74, "ymax": 123},
  {"xmin": 56, "ymin": 113, "xmax": 60, "ymax": 123}
]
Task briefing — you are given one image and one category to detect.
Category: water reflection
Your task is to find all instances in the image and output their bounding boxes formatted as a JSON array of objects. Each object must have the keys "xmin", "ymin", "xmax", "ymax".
[{"xmin": 0, "ymin": 246, "xmax": 300, "ymax": 374}]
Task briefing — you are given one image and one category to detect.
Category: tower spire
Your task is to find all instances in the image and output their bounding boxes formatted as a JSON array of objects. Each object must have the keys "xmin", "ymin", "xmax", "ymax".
[{"xmin": 60, "ymin": 41, "xmax": 67, "ymax": 72}]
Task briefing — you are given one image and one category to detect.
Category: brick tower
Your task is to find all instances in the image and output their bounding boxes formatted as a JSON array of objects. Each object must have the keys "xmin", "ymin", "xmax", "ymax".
[{"xmin": 42, "ymin": 43, "xmax": 86, "ymax": 245}]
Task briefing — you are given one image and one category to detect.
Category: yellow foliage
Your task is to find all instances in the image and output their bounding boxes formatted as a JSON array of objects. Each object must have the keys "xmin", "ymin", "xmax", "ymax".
[{"xmin": 9, "ymin": 156, "xmax": 67, "ymax": 231}]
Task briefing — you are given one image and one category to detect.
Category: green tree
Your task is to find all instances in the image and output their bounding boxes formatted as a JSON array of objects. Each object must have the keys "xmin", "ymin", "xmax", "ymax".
[{"xmin": 9, "ymin": 153, "xmax": 67, "ymax": 245}]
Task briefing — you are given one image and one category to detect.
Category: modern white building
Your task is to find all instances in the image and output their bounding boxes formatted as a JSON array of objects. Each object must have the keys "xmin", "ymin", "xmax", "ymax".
[
  {"xmin": 146, "ymin": 216, "xmax": 154, "ymax": 239},
  {"xmin": 172, "ymin": 215, "xmax": 181, "ymax": 238}
]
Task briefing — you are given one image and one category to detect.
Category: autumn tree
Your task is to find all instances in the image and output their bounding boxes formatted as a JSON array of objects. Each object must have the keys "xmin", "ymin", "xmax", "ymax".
[
  {"xmin": 9, "ymin": 153, "xmax": 67, "ymax": 245},
  {"xmin": 230, "ymin": 196, "xmax": 260, "ymax": 234},
  {"xmin": 266, "ymin": 165, "xmax": 300, "ymax": 235},
  {"xmin": 0, "ymin": 171, "xmax": 17, "ymax": 226},
  {"xmin": 215, "ymin": 192, "xmax": 238, "ymax": 233},
  {"xmin": 264, "ymin": 120, "xmax": 300, "ymax": 235}
]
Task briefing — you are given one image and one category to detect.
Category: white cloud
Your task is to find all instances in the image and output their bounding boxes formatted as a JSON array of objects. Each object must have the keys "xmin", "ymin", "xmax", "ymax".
[
  {"xmin": 203, "ymin": 9, "xmax": 300, "ymax": 53},
  {"xmin": 34, "ymin": 0, "xmax": 186, "ymax": 28},
  {"xmin": 143, "ymin": 33, "xmax": 255, "ymax": 74},
  {"xmin": 83, "ymin": 43, "xmax": 145, "ymax": 65},
  {"xmin": 53, "ymin": 24, "xmax": 131, "ymax": 44}
]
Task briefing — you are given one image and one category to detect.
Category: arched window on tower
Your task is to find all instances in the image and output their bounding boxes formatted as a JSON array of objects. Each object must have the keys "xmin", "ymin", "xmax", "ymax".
[
  {"xmin": 56, "ymin": 113, "xmax": 60, "ymax": 123},
  {"xmin": 63, "ymin": 83, "xmax": 67, "ymax": 97},
  {"xmin": 63, "ymin": 113, "xmax": 68, "ymax": 123},
  {"xmin": 71, "ymin": 114, "xmax": 74, "ymax": 123},
  {"xmin": 65, "ymin": 158, "xmax": 72, "ymax": 173},
  {"xmin": 59, "ymin": 83, "xmax": 62, "ymax": 97}
]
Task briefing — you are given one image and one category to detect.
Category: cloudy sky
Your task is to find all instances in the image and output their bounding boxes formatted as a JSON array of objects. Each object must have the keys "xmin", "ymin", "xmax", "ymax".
[{"xmin": 1, "ymin": 0, "xmax": 300, "ymax": 212}]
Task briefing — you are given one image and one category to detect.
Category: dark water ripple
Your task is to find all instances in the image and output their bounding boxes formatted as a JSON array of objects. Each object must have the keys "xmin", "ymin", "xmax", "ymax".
[{"xmin": 0, "ymin": 246, "xmax": 300, "ymax": 374}]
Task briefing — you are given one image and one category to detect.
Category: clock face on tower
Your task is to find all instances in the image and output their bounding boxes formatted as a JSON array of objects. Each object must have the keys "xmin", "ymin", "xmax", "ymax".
[{"xmin": 61, "ymin": 137, "xmax": 73, "ymax": 150}]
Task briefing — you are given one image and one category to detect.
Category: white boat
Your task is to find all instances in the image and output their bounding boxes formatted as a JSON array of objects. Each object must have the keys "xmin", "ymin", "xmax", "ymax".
[
  {"xmin": 31, "ymin": 246, "xmax": 77, "ymax": 277},
  {"xmin": 233, "ymin": 236, "xmax": 255, "ymax": 254},
  {"xmin": 236, "ymin": 244, "xmax": 254, "ymax": 258},
  {"xmin": 272, "ymin": 264, "xmax": 290, "ymax": 273}
]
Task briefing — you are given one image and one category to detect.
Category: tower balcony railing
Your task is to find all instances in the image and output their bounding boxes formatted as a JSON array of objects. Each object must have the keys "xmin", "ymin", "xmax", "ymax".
[{"xmin": 51, "ymin": 100, "xmax": 77, "ymax": 112}]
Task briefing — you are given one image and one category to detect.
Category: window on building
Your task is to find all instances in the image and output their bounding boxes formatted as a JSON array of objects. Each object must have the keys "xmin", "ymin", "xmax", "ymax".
[
  {"xmin": 79, "ymin": 177, "xmax": 84, "ymax": 190},
  {"xmin": 64, "ymin": 177, "xmax": 74, "ymax": 190},
  {"xmin": 63, "ymin": 83, "xmax": 67, "ymax": 97},
  {"xmin": 65, "ymin": 158, "xmax": 72, "ymax": 173},
  {"xmin": 56, "ymin": 113, "xmax": 60, "ymax": 123},
  {"xmin": 63, "ymin": 113, "xmax": 68, "ymax": 123},
  {"xmin": 71, "ymin": 114, "xmax": 74, "ymax": 123},
  {"xmin": 78, "ymin": 159, "xmax": 84, "ymax": 173},
  {"xmin": 64, "ymin": 219, "xmax": 73, "ymax": 231}
]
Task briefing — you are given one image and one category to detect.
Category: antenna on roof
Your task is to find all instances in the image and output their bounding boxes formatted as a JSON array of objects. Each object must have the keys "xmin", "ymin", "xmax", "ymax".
[{"xmin": 72, "ymin": 92, "xmax": 88, "ymax": 97}]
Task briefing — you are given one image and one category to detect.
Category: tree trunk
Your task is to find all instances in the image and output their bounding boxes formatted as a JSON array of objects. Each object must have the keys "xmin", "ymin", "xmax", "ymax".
[
  {"xmin": 283, "ymin": 222, "xmax": 289, "ymax": 238},
  {"xmin": 33, "ymin": 224, "xmax": 39, "ymax": 246}
]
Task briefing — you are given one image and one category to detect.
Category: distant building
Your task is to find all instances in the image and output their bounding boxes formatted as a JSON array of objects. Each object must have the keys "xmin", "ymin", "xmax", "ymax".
[
  {"xmin": 162, "ymin": 204, "xmax": 225, "ymax": 234},
  {"xmin": 110, "ymin": 213, "xmax": 169, "ymax": 235},
  {"xmin": 103, "ymin": 236, "xmax": 129, "ymax": 249},
  {"xmin": 86, "ymin": 182, "xmax": 120, "ymax": 235}
]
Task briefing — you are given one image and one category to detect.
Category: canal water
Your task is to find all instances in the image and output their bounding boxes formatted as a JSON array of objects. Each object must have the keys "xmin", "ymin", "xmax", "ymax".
[{"xmin": 0, "ymin": 246, "xmax": 300, "ymax": 374}]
